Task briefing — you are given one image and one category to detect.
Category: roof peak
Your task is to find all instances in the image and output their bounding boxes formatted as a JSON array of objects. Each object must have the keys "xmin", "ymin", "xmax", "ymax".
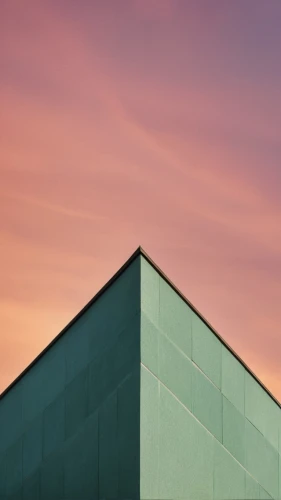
[{"xmin": 1, "ymin": 245, "xmax": 280, "ymax": 409}]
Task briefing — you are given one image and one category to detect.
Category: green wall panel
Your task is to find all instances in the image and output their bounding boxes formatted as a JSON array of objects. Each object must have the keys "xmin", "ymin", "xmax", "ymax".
[
  {"xmin": 65, "ymin": 368, "xmax": 88, "ymax": 440},
  {"xmin": 245, "ymin": 473, "xmax": 260, "ymax": 500},
  {"xmin": 117, "ymin": 367, "xmax": 140, "ymax": 499},
  {"xmin": 40, "ymin": 450, "xmax": 64, "ymax": 500},
  {"xmin": 0, "ymin": 384, "xmax": 23, "ymax": 455},
  {"xmin": 88, "ymin": 255, "xmax": 140, "ymax": 361},
  {"xmin": 8, "ymin": 491, "xmax": 22, "ymax": 500},
  {"xmin": 23, "ymin": 341, "xmax": 65, "ymax": 425},
  {"xmin": 192, "ymin": 364, "xmax": 222, "ymax": 442},
  {"xmin": 157, "ymin": 384, "xmax": 214, "ymax": 500},
  {"xmin": 6, "ymin": 439, "xmax": 22, "ymax": 496},
  {"xmin": 99, "ymin": 391, "xmax": 118, "ymax": 499},
  {"xmin": 214, "ymin": 440, "xmax": 245, "ymax": 500},
  {"xmin": 0, "ymin": 452, "xmax": 6, "ymax": 498},
  {"xmin": 159, "ymin": 331, "xmax": 192, "ymax": 411},
  {"xmin": 260, "ymin": 485, "xmax": 274, "ymax": 499},
  {"xmin": 245, "ymin": 371, "xmax": 280, "ymax": 451},
  {"xmin": 140, "ymin": 366, "xmax": 159, "ymax": 500},
  {"xmin": 279, "ymin": 420, "xmax": 281, "ymax": 455},
  {"xmin": 222, "ymin": 396, "xmax": 245, "ymax": 465},
  {"xmin": 279, "ymin": 455, "xmax": 281, "ymax": 500},
  {"xmin": 141, "ymin": 256, "xmax": 159, "ymax": 325},
  {"xmin": 222, "ymin": 345, "xmax": 245, "ymax": 414},
  {"xmin": 159, "ymin": 276, "xmax": 192, "ymax": 358},
  {"xmin": 65, "ymin": 317, "xmax": 90, "ymax": 384},
  {"xmin": 140, "ymin": 311, "xmax": 159, "ymax": 376},
  {"xmin": 192, "ymin": 312, "xmax": 222, "ymax": 388},
  {"xmin": 245, "ymin": 418, "xmax": 279, "ymax": 499},
  {"xmin": 43, "ymin": 392, "xmax": 65, "ymax": 459},
  {"xmin": 22, "ymin": 415, "xmax": 43, "ymax": 480},
  {"xmin": 22, "ymin": 470, "xmax": 40, "ymax": 500},
  {"xmin": 63, "ymin": 412, "xmax": 99, "ymax": 499}
]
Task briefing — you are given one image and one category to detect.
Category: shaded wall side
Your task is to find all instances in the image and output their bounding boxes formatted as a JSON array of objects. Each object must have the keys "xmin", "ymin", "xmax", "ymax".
[
  {"xmin": 0, "ymin": 256, "xmax": 141, "ymax": 500},
  {"xmin": 140, "ymin": 256, "xmax": 281, "ymax": 500}
]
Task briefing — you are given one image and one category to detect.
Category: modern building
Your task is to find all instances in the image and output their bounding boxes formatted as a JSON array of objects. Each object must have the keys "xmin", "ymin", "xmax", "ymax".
[{"xmin": 0, "ymin": 247, "xmax": 280, "ymax": 500}]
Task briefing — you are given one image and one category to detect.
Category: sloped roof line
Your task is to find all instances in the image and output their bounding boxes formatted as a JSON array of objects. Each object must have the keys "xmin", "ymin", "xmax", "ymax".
[
  {"xmin": 0, "ymin": 246, "xmax": 280, "ymax": 409},
  {"xmin": 139, "ymin": 247, "xmax": 280, "ymax": 409}
]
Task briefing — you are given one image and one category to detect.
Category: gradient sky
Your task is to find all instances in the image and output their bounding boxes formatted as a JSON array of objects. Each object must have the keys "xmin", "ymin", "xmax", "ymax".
[{"xmin": 1, "ymin": 0, "xmax": 281, "ymax": 400}]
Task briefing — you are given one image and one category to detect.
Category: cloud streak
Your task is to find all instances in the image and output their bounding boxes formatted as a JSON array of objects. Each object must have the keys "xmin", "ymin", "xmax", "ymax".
[{"xmin": 0, "ymin": 0, "xmax": 280, "ymax": 399}]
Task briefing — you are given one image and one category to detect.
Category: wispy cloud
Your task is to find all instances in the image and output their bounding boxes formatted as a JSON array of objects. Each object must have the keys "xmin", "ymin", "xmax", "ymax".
[
  {"xmin": 0, "ymin": 0, "xmax": 281, "ymax": 398},
  {"xmin": 2, "ymin": 192, "xmax": 107, "ymax": 222}
]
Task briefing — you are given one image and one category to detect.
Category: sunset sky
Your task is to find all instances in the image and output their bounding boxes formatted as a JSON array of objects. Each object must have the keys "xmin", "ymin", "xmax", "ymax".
[{"xmin": 1, "ymin": 0, "xmax": 281, "ymax": 400}]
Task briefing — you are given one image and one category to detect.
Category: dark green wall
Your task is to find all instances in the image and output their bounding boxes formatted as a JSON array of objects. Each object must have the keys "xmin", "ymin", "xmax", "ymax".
[{"xmin": 0, "ymin": 257, "xmax": 141, "ymax": 500}]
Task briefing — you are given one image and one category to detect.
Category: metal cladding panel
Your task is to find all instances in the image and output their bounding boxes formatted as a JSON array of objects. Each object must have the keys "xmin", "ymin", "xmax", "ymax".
[
  {"xmin": 63, "ymin": 411, "xmax": 99, "ymax": 499},
  {"xmin": 159, "ymin": 277, "xmax": 192, "ymax": 358},
  {"xmin": 192, "ymin": 363, "xmax": 223, "ymax": 442},
  {"xmin": 140, "ymin": 312, "xmax": 159, "ymax": 377},
  {"xmin": 159, "ymin": 330, "xmax": 192, "ymax": 412},
  {"xmin": 117, "ymin": 366, "xmax": 140, "ymax": 499},
  {"xmin": 213, "ymin": 440, "xmax": 245, "ymax": 500},
  {"xmin": 99, "ymin": 391, "xmax": 118, "ymax": 499},
  {"xmin": 0, "ymin": 256, "xmax": 141, "ymax": 499},
  {"xmin": 43, "ymin": 392, "xmax": 65, "ymax": 459},
  {"xmin": 246, "ymin": 473, "xmax": 260, "ymax": 500},
  {"xmin": 140, "ymin": 366, "xmax": 159, "ymax": 500},
  {"xmin": 22, "ymin": 470, "xmax": 40, "ymax": 500},
  {"xmin": 222, "ymin": 344, "xmax": 245, "ymax": 415},
  {"xmin": 157, "ymin": 381, "xmax": 214, "ymax": 500},
  {"xmin": 140, "ymin": 255, "xmax": 281, "ymax": 500},
  {"xmin": 22, "ymin": 415, "xmax": 43, "ymax": 480},
  {"xmin": 191, "ymin": 311, "xmax": 222, "ymax": 389},
  {"xmin": 245, "ymin": 370, "xmax": 280, "ymax": 449},
  {"xmin": 222, "ymin": 395, "xmax": 245, "ymax": 466}
]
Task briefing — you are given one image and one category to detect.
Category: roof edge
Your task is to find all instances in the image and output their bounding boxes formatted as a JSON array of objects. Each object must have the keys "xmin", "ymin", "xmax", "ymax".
[
  {"xmin": 140, "ymin": 247, "xmax": 280, "ymax": 409},
  {"xmin": 0, "ymin": 246, "xmax": 142, "ymax": 400},
  {"xmin": 1, "ymin": 245, "xmax": 280, "ymax": 409}
]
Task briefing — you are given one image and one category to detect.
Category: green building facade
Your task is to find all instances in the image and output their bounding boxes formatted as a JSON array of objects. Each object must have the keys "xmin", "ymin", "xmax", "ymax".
[{"xmin": 0, "ymin": 248, "xmax": 280, "ymax": 499}]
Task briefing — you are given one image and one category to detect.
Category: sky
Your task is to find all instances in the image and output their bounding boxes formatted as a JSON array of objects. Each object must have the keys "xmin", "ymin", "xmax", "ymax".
[{"xmin": 0, "ymin": 0, "xmax": 281, "ymax": 400}]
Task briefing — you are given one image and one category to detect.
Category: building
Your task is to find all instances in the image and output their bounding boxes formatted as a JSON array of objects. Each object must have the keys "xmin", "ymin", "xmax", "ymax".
[{"xmin": 0, "ymin": 247, "xmax": 280, "ymax": 499}]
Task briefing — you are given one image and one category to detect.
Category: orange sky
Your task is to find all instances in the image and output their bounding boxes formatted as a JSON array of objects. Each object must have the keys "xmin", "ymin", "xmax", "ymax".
[{"xmin": 0, "ymin": 0, "xmax": 281, "ymax": 400}]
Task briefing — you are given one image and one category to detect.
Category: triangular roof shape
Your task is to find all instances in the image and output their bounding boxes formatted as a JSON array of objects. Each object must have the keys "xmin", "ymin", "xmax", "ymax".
[
  {"xmin": 0, "ymin": 247, "xmax": 280, "ymax": 500},
  {"xmin": 1, "ymin": 246, "xmax": 279, "ymax": 407}
]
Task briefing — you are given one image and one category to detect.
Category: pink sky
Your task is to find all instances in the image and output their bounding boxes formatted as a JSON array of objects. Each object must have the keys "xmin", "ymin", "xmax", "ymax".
[{"xmin": 0, "ymin": 0, "xmax": 281, "ymax": 399}]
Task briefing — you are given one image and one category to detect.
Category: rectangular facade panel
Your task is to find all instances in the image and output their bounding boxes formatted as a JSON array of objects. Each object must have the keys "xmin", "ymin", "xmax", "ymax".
[
  {"xmin": 43, "ymin": 392, "xmax": 65, "ymax": 459},
  {"xmin": 192, "ymin": 312, "xmax": 222, "ymax": 388},
  {"xmin": 158, "ymin": 383, "xmax": 214, "ymax": 500},
  {"xmin": 140, "ymin": 312, "xmax": 159, "ymax": 377},
  {"xmin": 140, "ymin": 366, "xmax": 159, "ymax": 499},
  {"xmin": 159, "ymin": 276, "xmax": 192, "ymax": 358},
  {"xmin": 222, "ymin": 345, "xmax": 245, "ymax": 415},
  {"xmin": 222, "ymin": 395, "xmax": 245, "ymax": 465},
  {"xmin": 192, "ymin": 364, "xmax": 223, "ymax": 442},
  {"xmin": 214, "ymin": 441, "xmax": 245, "ymax": 500},
  {"xmin": 65, "ymin": 368, "xmax": 88, "ymax": 440},
  {"xmin": 117, "ymin": 367, "xmax": 140, "ymax": 499},
  {"xmin": 158, "ymin": 331, "xmax": 192, "ymax": 411},
  {"xmin": 99, "ymin": 391, "xmax": 118, "ymax": 499}
]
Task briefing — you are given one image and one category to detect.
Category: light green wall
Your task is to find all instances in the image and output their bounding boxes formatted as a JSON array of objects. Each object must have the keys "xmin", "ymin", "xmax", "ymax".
[
  {"xmin": 0, "ymin": 257, "xmax": 141, "ymax": 500},
  {"xmin": 140, "ymin": 255, "xmax": 281, "ymax": 500}
]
